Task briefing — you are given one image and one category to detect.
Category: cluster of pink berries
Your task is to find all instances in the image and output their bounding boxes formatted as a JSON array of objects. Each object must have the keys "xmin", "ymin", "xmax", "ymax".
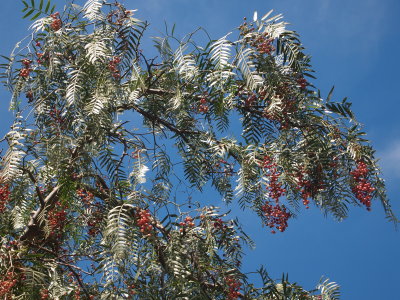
[
  {"xmin": 251, "ymin": 33, "xmax": 275, "ymax": 55},
  {"xmin": 262, "ymin": 155, "xmax": 287, "ymax": 202},
  {"xmin": 179, "ymin": 216, "xmax": 195, "ymax": 233},
  {"xmin": 295, "ymin": 170, "xmax": 312, "ymax": 208},
  {"xmin": 212, "ymin": 218, "xmax": 225, "ymax": 230},
  {"xmin": 261, "ymin": 155, "xmax": 291, "ymax": 233},
  {"xmin": 136, "ymin": 209, "xmax": 153, "ymax": 236},
  {"xmin": 0, "ymin": 182, "xmax": 11, "ymax": 213},
  {"xmin": 244, "ymin": 93, "xmax": 257, "ymax": 107},
  {"xmin": 350, "ymin": 160, "xmax": 375, "ymax": 210},
  {"xmin": 261, "ymin": 202, "xmax": 290, "ymax": 234},
  {"xmin": 50, "ymin": 12, "xmax": 62, "ymax": 31},
  {"xmin": 0, "ymin": 271, "xmax": 17, "ymax": 298},
  {"xmin": 198, "ymin": 97, "xmax": 209, "ymax": 113},
  {"xmin": 76, "ymin": 188, "xmax": 94, "ymax": 206},
  {"xmin": 225, "ymin": 276, "xmax": 241, "ymax": 300},
  {"xmin": 49, "ymin": 108, "xmax": 65, "ymax": 126},
  {"xmin": 296, "ymin": 77, "xmax": 307, "ymax": 89},
  {"xmin": 108, "ymin": 56, "xmax": 121, "ymax": 79},
  {"xmin": 19, "ymin": 59, "xmax": 32, "ymax": 78},
  {"xmin": 40, "ymin": 288, "xmax": 49, "ymax": 299},
  {"xmin": 48, "ymin": 201, "xmax": 68, "ymax": 237},
  {"xmin": 107, "ymin": 3, "xmax": 133, "ymax": 26}
]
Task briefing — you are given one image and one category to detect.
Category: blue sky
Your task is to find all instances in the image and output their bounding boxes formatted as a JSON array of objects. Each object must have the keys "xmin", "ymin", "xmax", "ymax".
[{"xmin": 0, "ymin": 0, "xmax": 399, "ymax": 299}]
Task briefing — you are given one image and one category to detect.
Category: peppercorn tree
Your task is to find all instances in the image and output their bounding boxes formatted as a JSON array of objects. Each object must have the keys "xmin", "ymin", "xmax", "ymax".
[{"xmin": 0, "ymin": 0, "xmax": 395, "ymax": 299}]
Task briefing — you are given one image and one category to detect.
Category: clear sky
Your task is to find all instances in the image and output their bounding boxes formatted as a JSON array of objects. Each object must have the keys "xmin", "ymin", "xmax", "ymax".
[{"xmin": 0, "ymin": 0, "xmax": 399, "ymax": 299}]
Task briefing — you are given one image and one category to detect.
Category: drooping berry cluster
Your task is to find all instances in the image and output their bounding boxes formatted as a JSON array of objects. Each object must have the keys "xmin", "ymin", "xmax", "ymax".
[
  {"xmin": 294, "ymin": 166, "xmax": 326, "ymax": 209},
  {"xmin": 296, "ymin": 77, "xmax": 308, "ymax": 89},
  {"xmin": 76, "ymin": 188, "xmax": 94, "ymax": 206},
  {"xmin": 136, "ymin": 209, "xmax": 153, "ymax": 236},
  {"xmin": 19, "ymin": 59, "xmax": 32, "ymax": 78},
  {"xmin": 262, "ymin": 155, "xmax": 287, "ymax": 202},
  {"xmin": 263, "ymin": 84, "xmax": 298, "ymax": 130},
  {"xmin": 50, "ymin": 12, "xmax": 62, "ymax": 31},
  {"xmin": 179, "ymin": 216, "xmax": 195, "ymax": 233},
  {"xmin": 261, "ymin": 155, "xmax": 291, "ymax": 233},
  {"xmin": 198, "ymin": 96, "xmax": 209, "ymax": 113},
  {"xmin": 261, "ymin": 202, "xmax": 290, "ymax": 234},
  {"xmin": 36, "ymin": 51, "xmax": 47, "ymax": 65},
  {"xmin": 212, "ymin": 217, "xmax": 225, "ymax": 230},
  {"xmin": 48, "ymin": 201, "xmax": 68, "ymax": 238},
  {"xmin": 107, "ymin": 3, "xmax": 133, "ymax": 26},
  {"xmin": 48, "ymin": 108, "xmax": 66, "ymax": 129},
  {"xmin": 0, "ymin": 271, "xmax": 17, "ymax": 297},
  {"xmin": 0, "ymin": 183, "xmax": 11, "ymax": 213},
  {"xmin": 225, "ymin": 276, "xmax": 241, "ymax": 300},
  {"xmin": 40, "ymin": 288, "xmax": 49, "ymax": 299},
  {"xmin": 76, "ymin": 189, "xmax": 103, "ymax": 236},
  {"xmin": 350, "ymin": 160, "xmax": 375, "ymax": 210},
  {"xmin": 108, "ymin": 56, "xmax": 121, "ymax": 79},
  {"xmin": 250, "ymin": 33, "xmax": 275, "ymax": 55},
  {"xmin": 295, "ymin": 170, "xmax": 312, "ymax": 208}
]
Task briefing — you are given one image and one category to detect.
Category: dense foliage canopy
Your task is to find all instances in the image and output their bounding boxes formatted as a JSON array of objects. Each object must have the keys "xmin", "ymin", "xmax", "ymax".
[{"xmin": 0, "ymin": 0, "xmax": 396, "ymax": 299}]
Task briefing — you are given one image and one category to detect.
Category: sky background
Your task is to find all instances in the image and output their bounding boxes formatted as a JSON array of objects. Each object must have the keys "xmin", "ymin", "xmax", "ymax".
[{"xmin": 0, "ymin": 0, "xmax": 399, "ymax": 299}]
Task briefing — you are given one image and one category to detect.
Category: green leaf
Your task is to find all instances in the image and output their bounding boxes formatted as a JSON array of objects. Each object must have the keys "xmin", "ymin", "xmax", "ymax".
[
  {"xmin": 31, "ymin": 11, "xmax": 42, "ymax": 20},
  {"xmin": 0, "ymin": 55, "xmax": 11, "ymax": 61},
  {"xmin": 45, "ymin": 0, "xmax": 51, "ymax": 13},
  {"xmin": 23, "ymin": 9, "xmax": 34, "ymax": 19},
  {"xmin": 50, "ymin": 4, "xmax": 55, "ymax": 13},
  {"xmin": 39, "ymin": 0, "xmax": 43, "ymax": 10},
  {"xmin": 22, "ymin": 0, "xmax": 28, "ymax": 8},
  {"xmin": 327, "ymin": 86, "xmax": 335, "ymax": 102},
  {"xmin": 30, "ymin": 0, "xmax": 35, "ymax": 7}
]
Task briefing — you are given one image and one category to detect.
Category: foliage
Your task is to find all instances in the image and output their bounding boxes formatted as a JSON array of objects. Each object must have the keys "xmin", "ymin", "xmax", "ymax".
[{"xmin": 0, "ymin": 1, "xmax": 395, "ymax": 298}]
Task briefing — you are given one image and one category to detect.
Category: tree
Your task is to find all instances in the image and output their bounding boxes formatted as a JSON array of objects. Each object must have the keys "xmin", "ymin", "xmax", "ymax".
[{"xmin": 0, "ymin": 0, "xmax": 396, "ymax": 298}]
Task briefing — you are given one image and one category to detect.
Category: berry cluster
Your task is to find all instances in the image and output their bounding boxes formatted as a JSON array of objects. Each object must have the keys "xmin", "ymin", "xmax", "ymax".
[
  {"xmin": 0, "ymin": 271, "xmax": 17, "ymax": 297},
  {"xmin": 225, "ymin": 276, "xmax": 241, "ymax": 300},
  {"xmin": 350, "ymin": 161, "xmax": 375, "ymax": 210},
  {"xmin": 261, "ymin": 202, "xmax": 290, "ymax": 234},
  {"xmin": 19, "ymin": 59, "xmax": 32, "ymax": 78},
  {"xmin": 250, "ymin": 33, "xmax": 275, "ymax": 55},
  {"xmin": 295, "ymin": 166, "xmax": 325, "ymax": 209},
  {"xmin": 244, "ymin": 93, "xmax": 257, "ymax": 107},
  {"xmin": 87, "ymin": 205, "xmax": 103, "ymax": 237},
  {"xmin": 179, "ymin": 216, "xmax": 195, "ymax": 233},
  {"xmin": 76, "ymin": 189, "xmax": 103, "ymax": 236},
  {"xmin": 49, "ymin": 108, "xmax": 65, "ymax": 126},
  {"xmin": 50, "ymin": 12, "xmax": 62, "ymax": 31},
  {"xmin": 36, "ymin": 52, "xmax": 46, "ymax": 65},
  {"xmin": 40, "ymin": 288, "xmax": 49, "ymax": 299},
  {"xmin": 0, "ymin": 183, "xmax": 11, "ymax": 213},
  {"xmin": 198, "ymin": 97, "xmax": 209, "ymax": 113},
  {"xmin": 108, "ymin": 56, "xmax": 121, "ymax": 79},
  {"xmin": 212, "ymin": 218, "xmax": 225, "ymax": 230},
  {"xmin": 74, "ymin": 288, "xmax": 81, "ymax": 300},
  {"xmin": 48, "ymin": 201, "xmax": 68, "ymax": 238},
  {"xmin": 261, "ymin": 155, "xmax": 291, "ymax": 233},
  {"xmin": 263, "ymin": 85, "xmax": 298, "ymax": 130},
  {"xmin": 76, "ymin": 188, "xmax": 94, "ymax": 206},
  {"xmin": 107, "ymin": 3, "xmax": 133, "ymax": 26},
  {"xmin": 295, "ymin": 170, "xmax": 312, "ymax": 208},
  {"xmin": 297, "ymin": 77, "xmax": 308, "ymax": 89},
  {"xmin": 262, "ymin": 155, "xmax": 286, "ymax": 202},
  {"xmin": 136, "ymin": 209, "xmax": 153, "ymax": 236}
]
